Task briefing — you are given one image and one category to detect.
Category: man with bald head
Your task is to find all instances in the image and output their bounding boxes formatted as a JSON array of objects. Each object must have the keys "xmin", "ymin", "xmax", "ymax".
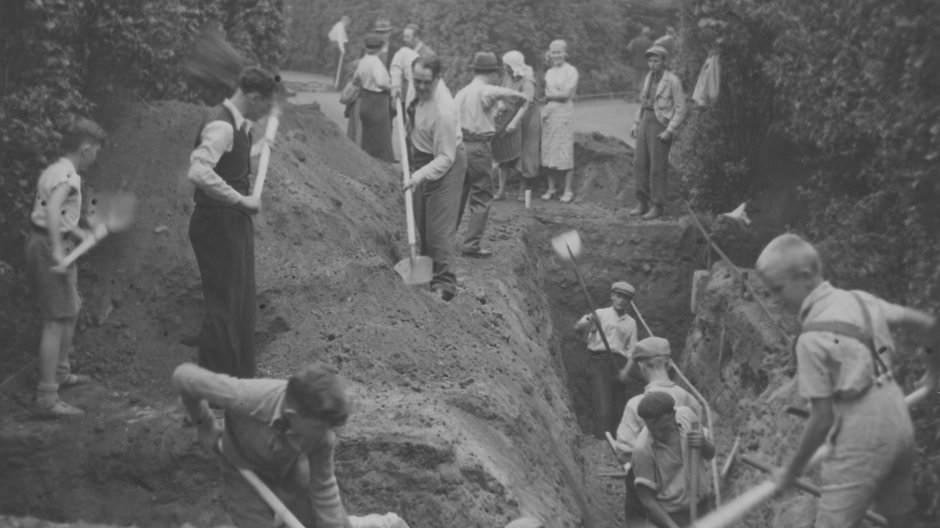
[{"xmin": 756, "ymin": 233, "xmax": 939, "ymax": 528}]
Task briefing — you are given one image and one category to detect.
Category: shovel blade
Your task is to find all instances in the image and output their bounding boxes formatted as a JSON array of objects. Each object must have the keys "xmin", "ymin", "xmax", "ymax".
[{"xmin": 394, "ymin": 255, "xmax": 433, "ymax": 285}]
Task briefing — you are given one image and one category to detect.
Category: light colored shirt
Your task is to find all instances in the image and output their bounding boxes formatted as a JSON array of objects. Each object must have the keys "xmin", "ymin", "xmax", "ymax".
[
  {"xmin": 576, "ymin": 306, "xmax": 638, "ymax": 358},
  {"xmin": 355, "ymin": 54, "xmax": 390, "ymax": 92},
  {"xmin": 543, "ymin": 63, "xmax": 579, "ymax": 108},
  {"xmin": 31, "ymin": 157, "xmax": 81, "ymax": 232},
  {"xmin": 616, "ymin": 381, "xmax": 702, "ymax": 450},
  {"xmin": 632, "ymin": 406, "xmax": 710, "ymax": 513},
  {"xmin": 188, "ymin": 99, "xmax": 251, "ymax": 205},
  {"xmin": 409, "ymin": 81, "xmax": 461, "ymax": 184},
  {"xmin": 797, "ymin": 281, "xmax": 905, "ymax": 404},
  {"xmin": 454, "ymin": 77, "xmax": 523, "ymax": 136},
  {"xmin": 328, "ymin": 21, "xmax": 348, "ymax": 46},
  {"xmin": 172, "ymin": 363, "xmax": 352, "ymax": 528},
  {"xmin": 634, "ymin": 70, "xmax": 687, "ymax": 134}
]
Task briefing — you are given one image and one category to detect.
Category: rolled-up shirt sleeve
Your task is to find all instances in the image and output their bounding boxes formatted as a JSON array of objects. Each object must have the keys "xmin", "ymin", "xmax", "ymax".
[
  {"xmin": 188, "ymin": 120, "xmax": 243, "ymax": 205},
  {"xmin": 171, "ymin": 362, "xmax": 244, "ymax": 417},
  {"xmin": 307, "ymin": 432, "xmax": 352, "ymax": 528},
  {"xmin": 411, "ymin": 109, "xmax": 458, "ymax": 184}
]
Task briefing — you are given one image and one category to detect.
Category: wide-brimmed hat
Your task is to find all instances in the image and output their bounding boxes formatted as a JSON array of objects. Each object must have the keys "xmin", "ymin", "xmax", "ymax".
[
  {"xmin": 645, "ymin": 45, "xmax": 668, "ymax": 58},
  {"xmin": 611, "ymin": 281, "xmax": 636, "ymax": 298},
  {"xmin": 471, "ymin": 51, "xmax": 500, "ymax": 72},
  {"xmin": 373, "ymin": 18, "xmax": 392, "ymax": 33},
  {"xmin": 364, "ymin": 33, "xmax": 384, "ymax": 51}
]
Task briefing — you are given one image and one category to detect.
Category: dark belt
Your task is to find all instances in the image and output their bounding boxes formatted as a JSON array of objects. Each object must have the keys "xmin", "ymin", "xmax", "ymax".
[{"xmin": 461, "ymin": 130, "xmax": 494, "ymax": 143}]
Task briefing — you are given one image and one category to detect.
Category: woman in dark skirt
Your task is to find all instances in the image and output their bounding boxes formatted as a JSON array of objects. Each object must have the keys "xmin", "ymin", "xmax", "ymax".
[
  {"xmin": 492, "ymin": 50, "xmax": 541, "ymax": 200},
  {"xmin": 352, "ymin": 34, "xmax": 395, "ymax": 161}
]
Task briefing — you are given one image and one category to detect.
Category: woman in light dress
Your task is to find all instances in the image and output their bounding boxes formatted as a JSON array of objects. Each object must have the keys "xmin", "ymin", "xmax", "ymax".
[{"xmin": 540, "ymin": 39, "xmax": 579, "ymax": 203}]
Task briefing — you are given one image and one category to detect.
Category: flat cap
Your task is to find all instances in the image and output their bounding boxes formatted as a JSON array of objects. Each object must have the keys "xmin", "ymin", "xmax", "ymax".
[
  {"xmin": 611, "ymin": 281, "xmax": 636, "ymax": 297},
  {"xmin": 637, "ymin": 391, "xmax": 676, "ymax": 421},
  {"xmin": 364, "ymin": 33, "xmax": 384, "ymax": 51},
  {"xmin": 633, "ymin": 337, "xmax": 671, "ymax": 361},
  {"xmin": 645, "ymin": 45, "xmax": 668, "ymax": 58}
]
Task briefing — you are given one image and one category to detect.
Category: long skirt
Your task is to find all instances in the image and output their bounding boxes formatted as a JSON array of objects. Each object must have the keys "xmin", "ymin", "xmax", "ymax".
[
  {"xmin": 359, "ymin": 89, "xmax": 395, "ymax": 162},
  {"xmin": 541, "ymin": 101, "xmax": 574, "ymax": 171}
]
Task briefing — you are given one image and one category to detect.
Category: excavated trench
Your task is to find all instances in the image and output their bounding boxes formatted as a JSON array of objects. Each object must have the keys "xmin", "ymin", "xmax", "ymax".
[{"xmin": 0, "ymin": 104, "xmax": 716, "ymax": 528}]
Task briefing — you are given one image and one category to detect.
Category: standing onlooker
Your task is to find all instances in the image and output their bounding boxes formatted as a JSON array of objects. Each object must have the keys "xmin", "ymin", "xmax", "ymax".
[
  {"xmin": 654, "ymin": 26, "xmax": 678, "ymax": 61},
  {"xmin": 540, "ymin": 40, "xmax": 579, "ymax": 203},
  {"xmin": 390, "ymin": 23, "xmax": 436, "ymax": 108},
  {"xmin": 630, "ymin": 45, "xmax": 687, "ymax": 220},
  {"xmin": 402, "ymin": 57, "xmax": 467, "ymax": 301},
  {"xmin": 627, "ymin": 27, "xmax": 654, "ymax": 100},
  {"xmin": 353, "ymin": 34, "xmax": 395, "ymax": 162},
  {"xmin": 573, "ymin": 281, "xmax": 639, "ymax": 439},
  {"xmin": 454, "ymin": 51, "xmax": 527, "ymax": 259},
  {"xmin": 187, "ymin": 67, "xmax": 278, "ymax": 379},
  {"xmin": 328, "ymin": 15, "xmax": 350, "ymax": 87},
  {"xmin": 372, "ymin": 18, "xmax": 395, "ymax": 70},
  {"xmin": 26, "ymin": 117, "xmax": 106, "ymax": 417},
  {"xmin": 492, "ymin": 50, "xmax": 541, "ymax": 201}
]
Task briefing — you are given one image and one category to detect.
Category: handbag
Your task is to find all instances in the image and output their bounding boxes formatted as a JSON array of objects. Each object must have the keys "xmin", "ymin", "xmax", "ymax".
[{"xmin": 339, "ymin": 77, "xmax": 361, "ymax": 105}]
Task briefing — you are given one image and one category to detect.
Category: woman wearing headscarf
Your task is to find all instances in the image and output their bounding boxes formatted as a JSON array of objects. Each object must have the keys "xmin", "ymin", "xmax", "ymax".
[
  {"xmin": 492, "ymin": 51, "xmax": 541, "ymax": 201},
  {"xmin": 352, "ymin": 33, "xmax": 396, "ymax": 161},
  {"xmin": 540, "ymin": 39, "xmax": 579, "ymax": 203}
]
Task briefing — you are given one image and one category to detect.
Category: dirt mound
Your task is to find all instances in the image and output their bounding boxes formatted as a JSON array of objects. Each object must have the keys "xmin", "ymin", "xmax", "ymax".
[{"xmin": 0, "ymin": 102, "xmax": 588, "ymax": 527}]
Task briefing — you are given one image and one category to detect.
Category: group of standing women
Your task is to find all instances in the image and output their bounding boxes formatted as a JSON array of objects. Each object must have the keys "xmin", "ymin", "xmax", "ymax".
[
  {"xmin": 344, "ymin": 32, "xmax": 581, "ymax": 205},
  {"xmin": 492, "ymin": 40, "xmax": 579, "ymax": 203}
]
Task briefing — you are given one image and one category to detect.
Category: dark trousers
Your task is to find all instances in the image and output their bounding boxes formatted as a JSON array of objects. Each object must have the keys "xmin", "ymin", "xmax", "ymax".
[
  {"xmin": 413, "ymin": 145, "xmax": 467, "ymax": 294},
  {"xmin": 456, "ymin": 140, "xmax": 494, "ymax": 252},
  {"xmin": 189, "ymin": 204, "xmax": 256, "ymax": 378},
  {"xmin": 624, "ymin": 473, "xmax": 712, "ymax": 526},
  {"xmin": 588, "ymin": 352, "xmax": 641, "ymax": 439},
  {"xmin": 634, "ymin": 110, "xmax": 671, "ymax": 207}
]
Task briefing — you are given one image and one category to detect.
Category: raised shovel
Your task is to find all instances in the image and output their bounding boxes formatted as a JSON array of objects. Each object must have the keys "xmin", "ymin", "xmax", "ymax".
[{"xmin": 392, "ymin": 97, "xmax": 432, "ymax": 285}]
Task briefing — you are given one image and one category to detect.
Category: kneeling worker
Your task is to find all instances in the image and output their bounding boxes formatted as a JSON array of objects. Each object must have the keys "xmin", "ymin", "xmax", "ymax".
[
  {"xmin": 172, "ymin": 362, "xmax": 353, "ymax": 528},
  {"xmin": 632, "ymin": 391, "xmax": 713, "ymax": 528}
]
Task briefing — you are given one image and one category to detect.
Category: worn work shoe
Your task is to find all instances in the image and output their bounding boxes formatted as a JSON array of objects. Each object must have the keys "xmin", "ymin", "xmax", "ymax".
[
  {"xmin": 57, "ymin": 373, "xmax": 92, "ymax": 389},
  {"xmin": 34, "ymin": 398, "xmax": 85, "ymax": 418},
  {"xmin": 629, "ymin": 201, "xmax": 649, "ymax": 216},
  {"xmin": 641, "ymin": 204, "xmax": 663, "ymax": 220}
]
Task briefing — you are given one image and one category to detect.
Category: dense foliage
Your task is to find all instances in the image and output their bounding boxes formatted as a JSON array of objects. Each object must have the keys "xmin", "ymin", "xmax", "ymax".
[
  {"xmin": 676, "ymin": 0, "xmax": 940, "ymax": 521},
  {"xmin": 284, "ymin": 0, "xmax": 677, "ymax": 94}
]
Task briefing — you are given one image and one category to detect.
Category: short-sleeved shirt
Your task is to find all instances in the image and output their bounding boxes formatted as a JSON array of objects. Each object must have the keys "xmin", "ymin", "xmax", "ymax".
[
  {"xmin": 31, "ymin": 158, "xmax": 82, "ymax": 232},
  {"xmin": 797, "ymin": 282, "xmax": 905, "ymax": 405},
  {"xmin": 577, "ymin": 306, "xmax": 637, "ymax": 358},
  {"xmin": 355, "ymin": 54, "xmax": 390, "ymax": 93},
  {"xmin": 632, "ymin": 406, "xmax": 709, "ymax": 513},
  {"xmin": 617, "ymin": 381, "xmax": 702, "ymax": 449}
]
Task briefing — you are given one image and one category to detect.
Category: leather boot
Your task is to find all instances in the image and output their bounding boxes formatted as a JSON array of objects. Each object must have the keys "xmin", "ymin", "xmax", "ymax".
[
  {"xmin": 641, "ymin": 204, "xmax": 663, "ymax": 220},
  {"xmin": 629, "ymin": 201, "xmax": 649, "ymax": 216}
]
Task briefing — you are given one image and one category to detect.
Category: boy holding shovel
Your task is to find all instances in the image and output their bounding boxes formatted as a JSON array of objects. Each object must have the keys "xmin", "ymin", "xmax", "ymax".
[{"xmin": 756, "ymin": 233, "xmax": 939, "ymax": 528}]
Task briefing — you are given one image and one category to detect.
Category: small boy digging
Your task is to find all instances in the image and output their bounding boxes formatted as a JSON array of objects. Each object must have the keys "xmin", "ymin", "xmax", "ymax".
[{"xmin": 25, "ymin": 117, "xmax": 106, "ymax": 418}]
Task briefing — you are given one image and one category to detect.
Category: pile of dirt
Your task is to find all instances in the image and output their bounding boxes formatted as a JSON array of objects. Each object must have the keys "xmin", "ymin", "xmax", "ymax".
[{"xmin": 0, "ymin": 102, "xmax": 588, "ymax": 527}]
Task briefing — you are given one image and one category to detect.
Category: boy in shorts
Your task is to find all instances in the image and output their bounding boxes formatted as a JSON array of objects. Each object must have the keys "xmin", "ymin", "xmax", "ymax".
[
  {"xmin": 25, "ymin": 117, "xmax": 106, "ymax": 417},
  {"xmin": 756, "ymin": 233, "xmax": 939, "ymax": 527}
]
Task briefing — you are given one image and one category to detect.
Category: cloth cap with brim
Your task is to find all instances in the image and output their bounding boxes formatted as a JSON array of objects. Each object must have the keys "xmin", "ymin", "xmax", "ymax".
[
  {"xmin": 471, "ymin": 51, "xmax": 501, "ymax": 72},
  {"xmin": 645, "ymin": 45, "xmax": 668, "ymax": 58},
  {"xmin": 637, "ymin": 391, "xmax": 676, "ymax": 421},
  {"xmin": 633, "ymin": 336, "xmax": 671, "ymax": 361},
  {"xmin": 611, "ymin": 281, "xmax": 636, "ymax": 297},
  {"xmin": 373, "ymin": 19, "xmax": 393, "ymax": 33},
  {"xmin": 364, "ymin": 34, "xmax": 384, "ymax": 51}
]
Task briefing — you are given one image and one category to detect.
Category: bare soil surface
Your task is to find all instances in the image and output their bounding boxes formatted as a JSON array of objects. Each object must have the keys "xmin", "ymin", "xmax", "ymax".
[{"xmin": 0, "ymin": 96, "xmax": 692, "ymax": 528}]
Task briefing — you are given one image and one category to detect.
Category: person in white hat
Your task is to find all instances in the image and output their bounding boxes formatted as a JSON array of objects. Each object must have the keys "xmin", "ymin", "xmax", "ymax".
[
  {"xmin": 573, "ymin": 281, "xmax": 639, "ymax": 439},
  {"xmin": 630, "ymin": 44, "xmax": 687, "ymax": 220}
]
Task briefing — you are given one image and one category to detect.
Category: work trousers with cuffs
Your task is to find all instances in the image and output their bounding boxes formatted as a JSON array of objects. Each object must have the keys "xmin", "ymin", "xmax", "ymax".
[
  {"xmin": 634, "ymin": 110, "xmax": 671, "ymax": 207},
  {"xmin": 412, "ymin": 144, "xmax": 467, "ymax": 294},
  {"xmin": 456, "ymin": 139, "xmax": 494, "ymax": 253},
  {"xmin": 588, "ymin": 351, "xmax": 641, "ymax": 439},
  {"xmin": 189, "ymin": 204, "xmax": 256, "ymax": 379}
]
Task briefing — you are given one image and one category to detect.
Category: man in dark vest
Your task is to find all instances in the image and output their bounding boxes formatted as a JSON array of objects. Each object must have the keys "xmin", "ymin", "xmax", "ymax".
[{"xmin": 187, "ymin": 66, "xmax": 277, "ymax": 378}]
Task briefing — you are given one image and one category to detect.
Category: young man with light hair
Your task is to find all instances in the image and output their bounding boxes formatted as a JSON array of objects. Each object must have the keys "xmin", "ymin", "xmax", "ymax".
[
  {"xmin": 756, "ymin": 233, "xmax": 939, "ymax": 528},
  {"xmin": 390, "ymin": 23, "xmax": 435, "ymax": 106}
]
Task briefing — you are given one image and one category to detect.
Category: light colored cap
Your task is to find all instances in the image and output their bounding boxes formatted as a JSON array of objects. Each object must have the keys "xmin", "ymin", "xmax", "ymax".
[
  {"xmin": 611, "ymin": 281, "xmax": 636, "ymax": 297},
  {"xmin": 645, "ymin": 44, "xmax": 668, "ymax": 58},
  {"xmin": 633, "ymin": 337, "xmax": 671, "ymax": 360}
]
